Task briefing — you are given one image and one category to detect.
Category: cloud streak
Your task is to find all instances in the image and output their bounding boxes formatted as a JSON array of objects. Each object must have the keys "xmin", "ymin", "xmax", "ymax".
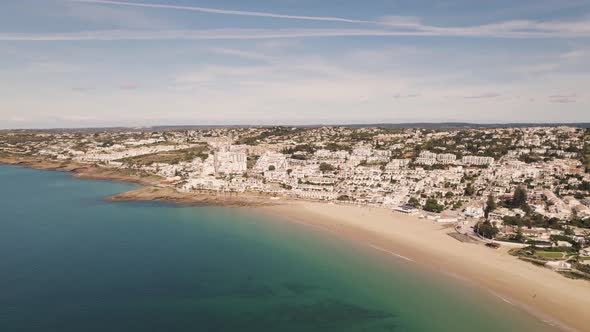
[
  {"xmin": 2, "ymin": 25, "xmax": 590, "ymax": 42},
  {"xmin": 463, "ymin": 93, "xmax": 501, "ymax": 99},
  {"xmin": 67, "ymin": 0, "xmax": 590, "ymax": 38},
  {"xmin": 549, "ymin": 93, "xmax": 577, "ymax": 103},
  {"xmin": 72, "ymin": 0, "xmax": 373, "ymax": 25}
]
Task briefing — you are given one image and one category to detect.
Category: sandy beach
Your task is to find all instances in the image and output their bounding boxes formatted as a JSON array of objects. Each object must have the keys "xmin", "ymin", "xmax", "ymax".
[{"xmin": 262, "ymin": 201, "xmax": 590, "ymax": 332}]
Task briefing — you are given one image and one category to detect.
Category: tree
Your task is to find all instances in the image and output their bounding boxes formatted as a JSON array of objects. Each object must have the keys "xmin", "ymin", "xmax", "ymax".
[
  {"xmin": 475, "ymin": 221, "xmax": 499, "ymax": 239},
  {"xmin": 424, "ymin": 198, "xmax": 444, "ymax": 213},
  {"xmin": 485, "ymin": 194, "xmax": 496, "ymax": 219},
  {"xmin": 408, "ymin": 197, "xmax": 420, "ymax": 208},
  {"xmin": 572, "ymin": 241, "xmax": 582, "ymax": 251},
  {"xmin": 319, "ymin": 162, "xmax": 335, "ymax": 172},
  {"xmin": 513, "ymin": 227, "xmax": 525, "ymax": 243},
  {"xmin": 464, "ymin": 183, "xmax": 475, "ymax": 196},
  {"xmin": 511, "ymin": 186, "xmax": 528, "ymax": 209},
  {"xmin": 530, "ymin": 242, "xmax": 537, "ymax": 254},
  {"xmin": 268, "ymin": 165, "xmax": 276, "ymax": 171},
  {"xmin": 337, "ymin": 195, "xmax": 351, "ymax": 201}
]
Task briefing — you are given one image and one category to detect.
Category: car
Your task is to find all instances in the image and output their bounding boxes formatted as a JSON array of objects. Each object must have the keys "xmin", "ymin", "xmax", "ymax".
[{"xmin": 485, "ymin": 242, "xmax": 501, "ymax": 249}]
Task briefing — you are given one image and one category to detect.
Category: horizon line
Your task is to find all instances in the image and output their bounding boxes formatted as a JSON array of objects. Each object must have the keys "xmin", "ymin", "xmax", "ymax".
[{"xmin": 3, "ymin": 121, "xmax": 590, "ymax": 131}]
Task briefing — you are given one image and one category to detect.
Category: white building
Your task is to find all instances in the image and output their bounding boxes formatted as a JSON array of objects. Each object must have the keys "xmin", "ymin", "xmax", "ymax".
[
  {"xmin": 254, "ymin": 151, "xmax": 288, "ymax": 172},
  {"xmin": 462, "ymin": 155, "xmax": 494, "ymax": 166},
  {"xmin": 437, "ymin": 153, "xmax": 456, "ymax": 164},
  {"xmin": 415, "ymin": 151, "xmax": 437, "ymax": 165},
  {"xmin": 214, "ymin": 150, "xmax": 247, "ymax": 174},
  {"xmin": 385, "ymin": 159, "xmax": 410, "ymax": 170}
]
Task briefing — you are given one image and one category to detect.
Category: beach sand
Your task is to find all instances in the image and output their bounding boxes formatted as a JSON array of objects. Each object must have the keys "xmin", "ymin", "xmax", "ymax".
[{"xmin": 262, "ymin": 201, "xmax": 590, "ymax": 332}]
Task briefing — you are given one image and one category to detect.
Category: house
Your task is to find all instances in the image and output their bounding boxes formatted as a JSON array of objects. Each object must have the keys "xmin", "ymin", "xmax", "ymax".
[
  {"xmin": 463, "ymin": 203, "xmax": 485, "ymax": 219},
  {"xmin": 394, "ymin": 205, "xmax": 420, "ymax": 215},
  {"xmin": 545, "ymin": 261, "xmax": 572, "ymax": 270},
  {"xmin": 579, "ymin": 247, "xmax": 590, "ymax": 256}
]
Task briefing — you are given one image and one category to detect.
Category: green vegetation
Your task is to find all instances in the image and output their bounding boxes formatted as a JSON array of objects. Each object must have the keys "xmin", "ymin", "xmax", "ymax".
[
  {"xmin": 475, "ymin": 221, "xmax": 499, "ymax": 239},
  {"xmin": 237, "ymin": 127, "xmax": 304, "ymax": 145},
  {"xmin": 484, "ymin": 194, "xmax": 496, "ymax": 219},
  {"xmin": 118, "ymin": 146, "xmax": 208, "ymax": 166},
  {"xmin": 337, "ymin": 195, "xmax": 352, "ymax": 201},
  {"xmin": 559, "ymin": 270, "xmax": 590, "ymax": 281},
  {"xmin": 510, "ymin": 186, "xmax": 528, "ymax": 210},
  {"xmin": 423, "ymin": 198, "xmax": 444, "ymax": 213},
  {"xmin": 290, "ymin": 154, "xmax": 307, "ymax": 160},
  {"xmin": 324, "ymin": 142, "xmax": 352, "ymax": 152},
  {"xmin": 349, "ymin": 130, "xmax": 378, "ymax": 142},
  {"xmin": 407, "ymin": 197, "xmax": 420, "ymax": 208},
  {"xmin": 283, "ymin": 144, "xmax": 316, "ymax": 154},
  {"xmin": 319, "ymin": 162, "xmax": 335, "ymax": 172},
  {"xmin": 464, "ymin": 183, "xmax": 475, "ymax": 196},
  {"xmin": 418, "ymin": 130, "xmax": 522, "ymax": 160},
  {"xmin": 536, "ymin": 251, "xmax": 565, "ymax": 259},
  {"xmin": 0, "ymin": 133, "xmax": 52, "ymax": 145},
  {"xmin": 503, "ymin": 213, "xmax": 557, "ymax": 229}
]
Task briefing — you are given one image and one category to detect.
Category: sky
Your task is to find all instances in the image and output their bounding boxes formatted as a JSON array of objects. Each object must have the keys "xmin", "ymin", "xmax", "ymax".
[{"xmin": 1, "ymin": 0, "xmax": 590, "ymax": 128}]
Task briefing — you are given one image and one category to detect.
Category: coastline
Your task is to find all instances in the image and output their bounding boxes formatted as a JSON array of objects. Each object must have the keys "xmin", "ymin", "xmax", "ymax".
[
  {"xmin": 0, "ymin": 155, "xmax": 160, "ymax": 186},
  {"xmin": 260, "ymin": 202, "xmax": 590, "ymax": 332},
  {"xmin": 2, "ymin": 157, "xmax": 589, "ymax": 331},
  {"xmin": 0, "ymin": 156, "xmax": 273, "ymax": 207},
  {"xmin": 106, "ymin": 186, "xmax": 278, "ymax": 207}
]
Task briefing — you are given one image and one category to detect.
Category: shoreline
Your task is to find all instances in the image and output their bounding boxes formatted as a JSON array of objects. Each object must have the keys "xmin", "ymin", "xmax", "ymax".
[
  {"xmin": 106, "ymin": 186, "xmax": 279, "ymax": 207},
  {"xmin": 0, "ymin": 156, "xmax": 274, "ymax": 207},
  {"xmin": 0, "ymin": 155, "xmax": 160, "ymax": 186},
  {"xmin": 2, "ymin": 157, "xmax": 589, "ymax": 331},
  {"xmin": 260, "ymin": 202, "xmax": 590, "ymax": 332}
]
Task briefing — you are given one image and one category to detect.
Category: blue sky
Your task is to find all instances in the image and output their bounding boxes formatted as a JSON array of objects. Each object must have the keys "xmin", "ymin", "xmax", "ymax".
[{"xmin": 1, "ymin": 0, "xmax": 590, "ymax": 128}]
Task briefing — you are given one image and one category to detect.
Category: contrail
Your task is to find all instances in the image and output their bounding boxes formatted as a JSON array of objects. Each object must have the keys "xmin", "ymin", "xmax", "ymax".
[
  {"xmin": 72, "ymin": 0, "xmax": 375, "ymax": 25},
  {"xmin": 0, "ymin": 28, "xmax": 572, "ymax": 41}
]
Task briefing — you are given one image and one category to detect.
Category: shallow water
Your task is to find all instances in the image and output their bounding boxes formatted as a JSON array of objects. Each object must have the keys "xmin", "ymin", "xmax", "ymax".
[{"xmin": 0, "ymin": 165, "xmax": 555, "ymax": 331}]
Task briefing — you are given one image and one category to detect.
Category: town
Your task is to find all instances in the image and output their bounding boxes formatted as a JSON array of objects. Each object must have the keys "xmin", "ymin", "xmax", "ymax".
[{"xmin": 2, "ymin": 125, "xmax": 590, "ymax": 279}]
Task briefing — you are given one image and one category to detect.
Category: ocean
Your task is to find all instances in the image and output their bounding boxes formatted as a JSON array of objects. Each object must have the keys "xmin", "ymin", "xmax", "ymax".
[{"xmin": 0, "ymin": 165, "xmax": 555, "ymax": 331}]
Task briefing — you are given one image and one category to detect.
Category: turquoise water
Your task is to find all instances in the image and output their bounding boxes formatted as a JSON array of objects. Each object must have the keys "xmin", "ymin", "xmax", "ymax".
[{"xmin": 0, "ymin": 165, "xmax": 555, "ymax": 332}]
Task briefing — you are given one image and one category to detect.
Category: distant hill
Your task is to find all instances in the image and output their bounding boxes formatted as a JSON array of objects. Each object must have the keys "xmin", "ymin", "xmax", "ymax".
[
  {"xmin": 341, "ymin": 122, "xmax": 590, "ymax": 129},
  {"xmin": 2, "ymin": 122, "xmax": 589, "ymax": 133}
]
